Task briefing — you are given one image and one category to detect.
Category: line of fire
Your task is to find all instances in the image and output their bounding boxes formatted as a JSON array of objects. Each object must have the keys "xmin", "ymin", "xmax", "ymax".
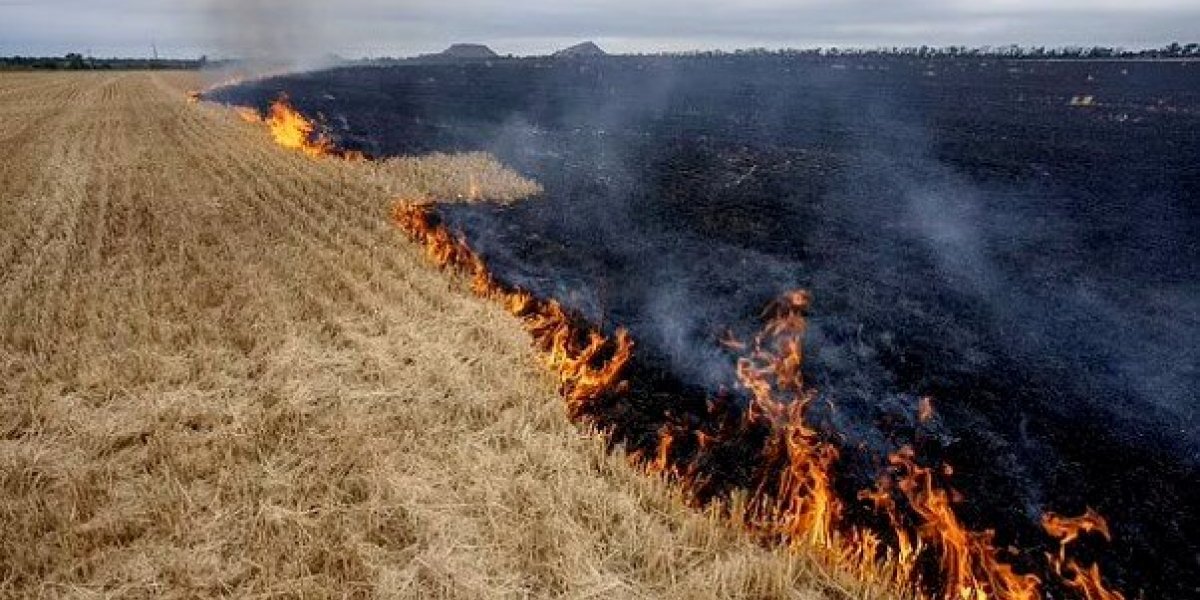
[{"xmin": 202, "ymin": 89, "xmax": 1131, "ymax": 600}]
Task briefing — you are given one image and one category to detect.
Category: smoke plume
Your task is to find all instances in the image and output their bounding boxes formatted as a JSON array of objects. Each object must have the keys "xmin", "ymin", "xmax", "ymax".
[{"xmin": 204, "ymin": 0, "xmax": 341, "ymax": 74}]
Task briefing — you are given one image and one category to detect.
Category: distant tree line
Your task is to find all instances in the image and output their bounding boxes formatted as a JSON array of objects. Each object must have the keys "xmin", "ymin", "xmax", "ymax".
[
  {"xmin": 651, "ymin": 43, "xmax": 1200, "ymax": 59},
  {"xmin": 358, "ymin": 42, "xmax": 1200, "ymax": 66},
  {"xmin": 6, "ymin": 43, "xmax": 1196, "ymax": 71},
  {"xmin": 0, "ymin": 53, "xmax": 209, "ymax": 71}
]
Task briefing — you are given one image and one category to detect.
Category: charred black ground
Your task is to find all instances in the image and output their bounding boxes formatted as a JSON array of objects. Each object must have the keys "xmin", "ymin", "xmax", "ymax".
[{"xmin": 213, "ymin": 56, "xmax": 1200, "ymax": 599}]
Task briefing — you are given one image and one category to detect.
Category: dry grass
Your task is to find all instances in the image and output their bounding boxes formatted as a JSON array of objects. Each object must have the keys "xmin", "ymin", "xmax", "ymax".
[
  {"xmin": 363, "ymin": 152, "xmax": 543, "ymax": 203},
  {"xmin": 0, "ymin": 71, "xmax": 880, "ymax": 599}
]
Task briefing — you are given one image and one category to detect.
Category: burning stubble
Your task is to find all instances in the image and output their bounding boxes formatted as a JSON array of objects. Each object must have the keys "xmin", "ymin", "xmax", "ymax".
[
  {"xmin": 390, "ymin": 199, "xmax": 1127, "ymax": 600},
  {"xmin": 213, "ymin": 57, "xmax": 1199, "ymax": 599},
  {"xmin": 8, "ymin": 71, "xmax": 788, "ymax": 600},
  {"xmin": 227, "ymin": 92, "xmax": 1129, "ymax": 599}
]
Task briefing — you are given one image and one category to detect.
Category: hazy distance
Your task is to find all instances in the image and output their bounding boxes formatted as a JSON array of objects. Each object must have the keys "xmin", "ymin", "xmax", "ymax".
[{"xmin": 1, "ymin": 0, "xmax": 1198, "ymax": 59}]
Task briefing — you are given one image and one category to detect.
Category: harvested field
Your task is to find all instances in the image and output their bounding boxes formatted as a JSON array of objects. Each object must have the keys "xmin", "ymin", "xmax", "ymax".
[{"xmin": 0, "ymin": 72, "xmax": 870, "ymax": 599}]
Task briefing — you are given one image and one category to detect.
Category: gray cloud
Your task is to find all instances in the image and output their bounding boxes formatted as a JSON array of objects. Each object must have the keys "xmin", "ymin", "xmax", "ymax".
[{"xmin": 0, "ymin": 0, "xmax": 1197, "ymax": 57}]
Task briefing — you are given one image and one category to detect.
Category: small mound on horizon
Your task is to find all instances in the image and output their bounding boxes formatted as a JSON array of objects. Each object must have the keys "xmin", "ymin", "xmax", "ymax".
[
  {"xmin": 554, "ymin": 41, "xmax": 608, "ymax": 58},
  {"xmin": 435, "ymin": 43, "xmax": 499, "ymax": 60}
]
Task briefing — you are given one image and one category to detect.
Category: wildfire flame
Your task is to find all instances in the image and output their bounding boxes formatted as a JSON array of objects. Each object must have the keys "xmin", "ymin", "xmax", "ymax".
[
  {"xmin": 231, "ymin": 96, "xmax": 1129, "ymax": 600},
  {"xmin": 730, "ymin": 292, "xmax": 1033, "ymax": 600},
  {"xmin": 730, "ymin": 290, "xmax": 843, "ymax": 552},
  {"xmin": 185, "ymin": 68, "xmax": 291, "ymax": 106},
  {"xmin": 888, "ymin": 448, "xmax": 1041, "ymax": 600},
  {"xmin": 223, "ymin": 95, "xmax": 365, "ymax": 161},
  {"xmin": 392, "ymin": 198, "xmax": 1131, "ymax": 600},
  {"xmin": 393, "ymin": 202, "xmax": 632, "ymax": 419},
  {"xmin": 264, "ymin": 95, "xmax": 335, "ymax": 158},
  {"xmin": 1043, "ymin": 511, "xmax": 1126, "ymax": 600}
]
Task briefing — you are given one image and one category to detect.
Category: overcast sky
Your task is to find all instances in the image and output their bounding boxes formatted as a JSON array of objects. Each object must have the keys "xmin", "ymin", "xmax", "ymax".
[{"xmin": 1, "ymin": 0, "xmax": 1197, "ymax": 58}]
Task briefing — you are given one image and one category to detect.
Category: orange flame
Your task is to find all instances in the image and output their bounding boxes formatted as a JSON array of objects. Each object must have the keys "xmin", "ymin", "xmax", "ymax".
[
  {"xmin": 858, "ymin": 477, "xmax": 924, "ymax": 588},
  {"xmin": 393, "ymin": 201, "xmax": 632, "ymax": 421},
  {"xmin": 888, "ymin": 448, "xmax": 1042, "ymax": 600},
  {"xmin": 397, "ymin": 200, "xmax": 873, "ymax": 593},
  {"xmin": 731, "ymin": 292, "xmax": 1035, "ymax": 600},
  {"xmin": 642, "ymin": 426, "xmax": 678, "ymax": 475},
  {"xmin": 731, "ymin": 290, "xmax": 844, "ymax": 552},
  {"xmin": 1043, "ymin": 509, "xmax": 1111, "ymax": 559},
  {"xmin": 226, "ymin": 96, "xmax": 365, "ymax": 161},
  {"xmin": 391, "ymin": 197, "xmax": 1132, "ymax": 600},
  {"xmin": 264, "ymin": 95, "xmax": 335, "ymax": 158},
  {"xmin": 1042, "ymin": 510, "xmax": 1126, "ymax": 600}
]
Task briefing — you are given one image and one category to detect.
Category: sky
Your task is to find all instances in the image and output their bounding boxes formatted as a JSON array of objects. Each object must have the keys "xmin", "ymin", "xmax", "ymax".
[{"xmin": 1, "ymin": 0, "xmax": 1198, "ymax": 59}]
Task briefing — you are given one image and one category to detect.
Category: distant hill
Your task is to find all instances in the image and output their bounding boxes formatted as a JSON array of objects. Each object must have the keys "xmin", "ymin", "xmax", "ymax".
[
  {"xmin": 436, "ymin": 44, "xmax": 499, "ymax": 60},
  {"xmin": 554, "ymin": 42, "xmax": 607, "ymax": 58}
]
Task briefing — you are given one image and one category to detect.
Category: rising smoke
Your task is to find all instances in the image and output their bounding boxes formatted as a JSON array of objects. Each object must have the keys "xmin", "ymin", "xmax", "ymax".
[{"xmin": 203, "ymin": 0, "xmax": 341, "ymax": 75}]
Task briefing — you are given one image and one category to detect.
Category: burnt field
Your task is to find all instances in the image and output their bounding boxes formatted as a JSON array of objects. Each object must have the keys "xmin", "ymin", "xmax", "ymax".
[{"xmin": 214, "ymin": 56, "xmax": 1199, "ymax": 598}]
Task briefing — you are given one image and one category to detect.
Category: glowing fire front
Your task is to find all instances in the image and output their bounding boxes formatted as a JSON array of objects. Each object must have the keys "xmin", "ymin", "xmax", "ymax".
[
  {"xmin": 264, "ymin": 96, "xmax": 334, "ymax": 157},
  {"xmin": 1043, "ymin": 511, "xmax": 1127, "ymax": 600},
  {"xmin": 391, "ymin": 199, "xmax": 1129, "ymax": 600},
  {"xmin": 393, "ymin": 202, "xmax": 633, "ymax": 419},
  {"xmin": 199, "ymin": 94, "xmax": 1130, "ymax": 600},
  {"xmin": 232, "ymin": 95, "xmax": 364, "ymax": 161}
]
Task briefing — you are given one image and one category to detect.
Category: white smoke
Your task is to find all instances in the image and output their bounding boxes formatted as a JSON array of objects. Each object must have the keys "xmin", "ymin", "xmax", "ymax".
[{"xmin": 203, "ymin": 0, "xmax": 343, "ymax": 75}]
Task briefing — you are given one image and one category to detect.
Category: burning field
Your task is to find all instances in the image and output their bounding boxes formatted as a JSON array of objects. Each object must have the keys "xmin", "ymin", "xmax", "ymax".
[
  {"xmin": 3, "ymin": 72, "xmax": 878, "ymax": 599},
  {"xmin": 212, "ymin": 56, "xmax": 1199, "ymax": 600}
]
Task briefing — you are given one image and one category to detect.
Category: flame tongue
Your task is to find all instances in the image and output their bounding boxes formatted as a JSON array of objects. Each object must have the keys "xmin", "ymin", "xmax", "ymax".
[
  {"xmin": 265, "ymin": 95, "xmax": 334, "ymax": 157},
  {"xmin": 733, "ymin": 289, "xmax": 844, "ymax": 551},
  {"xmin": 229, "ymin": 95, "xmax": 365, "ymax": 161},
  {"xmin": 1043, "ymin": 510, "xmax": 1126, "ymax": 600},
  {"xmin": 393, "ymin": 202, "xmax": 633, "ymax": 420},
  {"xmin": 885, "ymin": 448, "xmax": 1042, "ymax": 600}
]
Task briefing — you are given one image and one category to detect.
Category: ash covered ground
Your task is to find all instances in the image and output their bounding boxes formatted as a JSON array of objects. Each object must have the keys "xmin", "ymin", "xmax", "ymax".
[{"xmin": 214, "ymin": 56, "xmax": 1199, "ymax": 598}]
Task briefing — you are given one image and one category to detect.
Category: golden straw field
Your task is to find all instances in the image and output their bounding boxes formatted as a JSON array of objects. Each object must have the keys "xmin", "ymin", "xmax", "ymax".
[{"xmin": 0, "ymin": 72, "xmax": 873, "ymax": 599}]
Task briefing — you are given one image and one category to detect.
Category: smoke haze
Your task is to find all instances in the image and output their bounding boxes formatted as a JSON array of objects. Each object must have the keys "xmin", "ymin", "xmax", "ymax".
[
  {"xmin": 203, "ymin": 0, "xmax": 338, "ymax": 72},
  {"xmin": 2, "ymin": 1, "xmax": 1199, "ymax": 57}
]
